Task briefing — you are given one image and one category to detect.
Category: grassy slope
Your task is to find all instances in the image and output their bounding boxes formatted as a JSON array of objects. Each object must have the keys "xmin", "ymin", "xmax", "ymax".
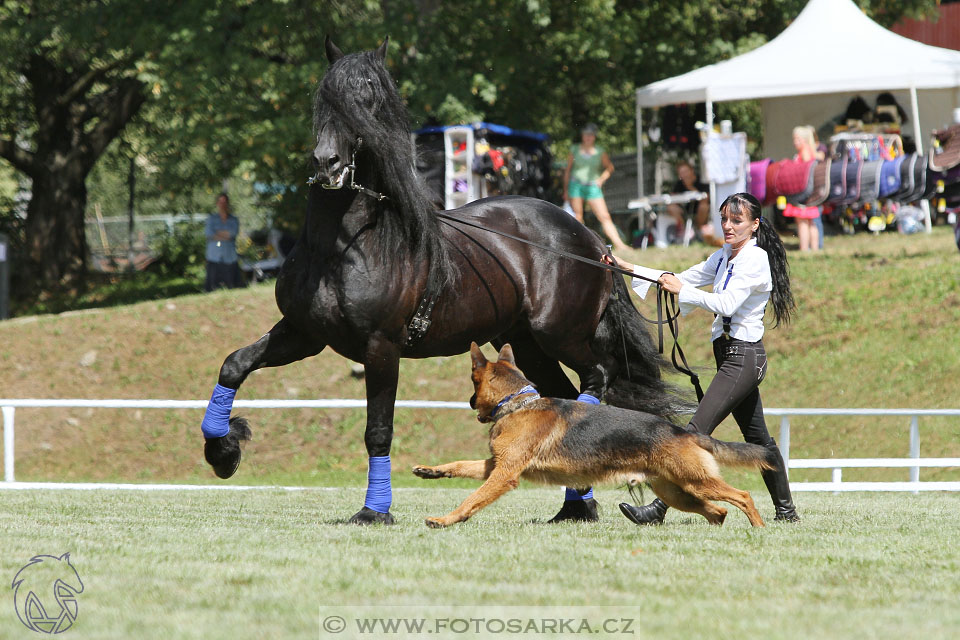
[
  {"xmin": 0, "ymin": 489, "xmax": 957, "ymax": 640},
  {"xmin": 1, "ymin": 228, "xmax": 958, "ymax": 486}
]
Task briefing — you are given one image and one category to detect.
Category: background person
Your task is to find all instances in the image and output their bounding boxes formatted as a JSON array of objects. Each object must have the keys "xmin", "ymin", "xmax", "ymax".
[
  {"xmin": 563, "ymin": 123, "xmax": 630, "ymax": 252},
  {"xmin": 667, "ymin": 161, "xmax": 710, "ymax": 238},
  {"xmin": 205, "ymin": 192, "xmax": 243, "ymax": 291},
  {"xmin": 783, "ymin": 126, "xmax": 823, "ymax": 251},
  {"xmin": 605, "ymin": 192, "xmax": 799, "ymax": 525}
]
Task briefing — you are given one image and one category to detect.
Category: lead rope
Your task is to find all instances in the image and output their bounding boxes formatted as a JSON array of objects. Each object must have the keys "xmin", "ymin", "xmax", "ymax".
[
  {"xmin": 437, "ymin": 213, "xmax": 704, "ymax": 396},
  {"xmin": 660, "ymin": 286, "xmax": 704, "ymax": 401}
]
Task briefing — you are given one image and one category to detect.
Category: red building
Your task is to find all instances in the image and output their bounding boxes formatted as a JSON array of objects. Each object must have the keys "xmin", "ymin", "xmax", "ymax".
[{"xmin": 891, "ymin": 1, "xmax": 960, "ymax": 51}]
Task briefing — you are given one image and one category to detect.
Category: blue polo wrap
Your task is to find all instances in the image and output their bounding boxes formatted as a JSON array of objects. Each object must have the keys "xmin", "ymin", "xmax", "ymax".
[
  {"xmin": 576, "ymin": 393, "xmax": 600, "ymax": 405},
  {"xmin": 201, "ymin": 384, "xmax": 236, "ymax": 438},
  {"xmin": 566, "ymin": 393, "xmax": 599, "ymax": 500},
  {"xmin": 565, "ymin": 487, "xmax": 595, "ymax": 500},
  {"xmin": 364, "ymin": 456, "xmax": 392, "ymax": 513}
]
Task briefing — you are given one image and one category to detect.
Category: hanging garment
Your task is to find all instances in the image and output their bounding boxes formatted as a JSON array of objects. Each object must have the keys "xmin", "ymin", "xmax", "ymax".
[{"xmin": 701, "ymin": 133, "xmax": 747, "ymax": 184}]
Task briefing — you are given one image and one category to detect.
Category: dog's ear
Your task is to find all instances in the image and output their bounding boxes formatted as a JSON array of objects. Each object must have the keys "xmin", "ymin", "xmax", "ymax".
[
  {"xmin": 497, "ymin": 343, "xmax": 516, "ymax": 366},
  {"xmin": 470, "ymin": 342, "xmax": 487, "ymax": 370},
  {"xmin": 374, "ymin": 36, "xmax": 389, "ymax": 62},
  {"xmin": 325, "ymin": 35, "xmax": 344, "ymax": 64}
]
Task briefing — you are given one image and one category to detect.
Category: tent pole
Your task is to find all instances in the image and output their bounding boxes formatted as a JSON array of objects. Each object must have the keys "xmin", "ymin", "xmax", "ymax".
[
  {"xmin": 706, "ymin": 94, "xmax": 717, "ymax": 227},
  {"xmin": 909, "ymin": 85, "xmax": 932, "ymax": 233},
  {"xmin": 636, "ymin": 98, "xmax": 644, "ymax": 197}
]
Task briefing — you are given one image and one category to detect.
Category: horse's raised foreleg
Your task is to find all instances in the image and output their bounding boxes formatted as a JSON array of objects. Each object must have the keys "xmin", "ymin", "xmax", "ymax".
[
  {"xmin": 201, "ymin": 318, "xmax": 323, "ymax": 479},
  {"xmin": 348, "ymin": 338, "xmax": 401, "ymax": 525}
]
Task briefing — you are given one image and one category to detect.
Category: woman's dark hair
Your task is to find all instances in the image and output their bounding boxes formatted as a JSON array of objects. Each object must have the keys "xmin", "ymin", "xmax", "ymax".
[{"xmin": 719, "ymin": 192, "xmax": 795, "ymax": 327}]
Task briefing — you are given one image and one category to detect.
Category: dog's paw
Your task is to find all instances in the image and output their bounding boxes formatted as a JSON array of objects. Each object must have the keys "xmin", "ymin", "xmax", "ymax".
[
  {"xmin": 413, "ymin": 465, "xmax": 447, "ymax": 479},
  {"xmin": 425, "ymin": 516, "xmax": 449, "ymax": 528}
]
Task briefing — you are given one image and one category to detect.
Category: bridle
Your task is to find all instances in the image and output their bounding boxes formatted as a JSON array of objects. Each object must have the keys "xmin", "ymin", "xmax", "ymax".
[{"xmin": 307, "ymin": 136, "xmax": 390, "ymax": 202}]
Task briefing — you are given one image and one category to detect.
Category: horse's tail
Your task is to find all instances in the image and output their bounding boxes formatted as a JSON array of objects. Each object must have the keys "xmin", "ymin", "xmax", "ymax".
[{"xmin": 592, "ymin": 271, "xmax": 694, "ymax": 419}]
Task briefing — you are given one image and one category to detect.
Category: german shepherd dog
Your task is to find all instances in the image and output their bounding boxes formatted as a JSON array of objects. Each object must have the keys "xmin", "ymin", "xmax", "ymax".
[{"xmin": 413, "ymin": 343, "xmax": 776, "ymax": 528}]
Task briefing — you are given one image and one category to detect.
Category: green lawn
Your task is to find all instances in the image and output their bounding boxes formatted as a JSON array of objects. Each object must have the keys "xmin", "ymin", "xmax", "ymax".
[{"xmin": 0, "ymin": 487, "xmax": 957, "ymax": 639}]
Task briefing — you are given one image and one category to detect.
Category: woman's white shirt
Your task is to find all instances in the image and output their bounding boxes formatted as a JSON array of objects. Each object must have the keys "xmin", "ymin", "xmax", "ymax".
[{"xmin": 630, "ymin": 238, "xmax": 772, "ymax": 342}]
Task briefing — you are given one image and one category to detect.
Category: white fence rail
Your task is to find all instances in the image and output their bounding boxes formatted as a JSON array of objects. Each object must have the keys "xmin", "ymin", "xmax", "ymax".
[{"xmin": 2, "ymin": 400, "xmax": 959, "ymax": 492}]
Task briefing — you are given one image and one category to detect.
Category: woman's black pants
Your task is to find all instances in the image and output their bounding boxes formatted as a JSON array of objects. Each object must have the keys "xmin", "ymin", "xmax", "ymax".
[
  {"xmin": 688, "ymin": 337, "xmax": 796, "ymax": 515},
  {"xmin": 689, "ymin": 337, "xmax": 772, "ymax": 445}
]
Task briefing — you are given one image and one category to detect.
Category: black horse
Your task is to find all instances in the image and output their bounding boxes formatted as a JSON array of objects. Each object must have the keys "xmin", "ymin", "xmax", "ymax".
[{"xmin": 200, "ymin": 38, "xmax": 676, "ymax": 524}]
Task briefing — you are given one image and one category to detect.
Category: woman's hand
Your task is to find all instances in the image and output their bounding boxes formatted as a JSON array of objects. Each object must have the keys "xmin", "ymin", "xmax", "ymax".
[
  {"xmin": 602, "ymin": 254, "xmax": 633, "ymax": 271},
  {"xmin": 658, "ymin": 273, "xmax": 683, "ymax": 294}
]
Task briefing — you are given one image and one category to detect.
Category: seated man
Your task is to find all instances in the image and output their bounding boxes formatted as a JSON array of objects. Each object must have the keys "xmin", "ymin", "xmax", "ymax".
[{"xmin": 667, "ymin": 161, "xmax": 709, "ymax": 237}]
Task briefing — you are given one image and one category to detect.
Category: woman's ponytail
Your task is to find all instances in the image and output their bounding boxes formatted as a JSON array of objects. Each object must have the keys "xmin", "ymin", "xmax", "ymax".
[
  {"xmin": 755, "ymin": 215, "xmax": 795, "ymax": 327},
  {"xmin": 719, "ymin": 193, "xmax": 796, "ymax": 327}
]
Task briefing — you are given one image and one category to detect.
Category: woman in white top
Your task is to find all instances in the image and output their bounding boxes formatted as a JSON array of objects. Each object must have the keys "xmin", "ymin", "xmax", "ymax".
[{"xmin": 606, "ymin": 192, "xmax": 799, "ymax": 524}]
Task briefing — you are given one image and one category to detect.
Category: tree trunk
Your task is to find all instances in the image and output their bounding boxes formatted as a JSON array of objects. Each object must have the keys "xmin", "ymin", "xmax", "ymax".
[{"xmin": 24, "ymin": 165, "xmax": 89, "ymax": 294}]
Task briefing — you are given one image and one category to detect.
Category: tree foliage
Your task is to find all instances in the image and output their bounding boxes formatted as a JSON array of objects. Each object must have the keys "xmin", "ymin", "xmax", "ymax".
[{"xmin": 0, "ymin": 0, "xmax": 936, "ymax": 301}]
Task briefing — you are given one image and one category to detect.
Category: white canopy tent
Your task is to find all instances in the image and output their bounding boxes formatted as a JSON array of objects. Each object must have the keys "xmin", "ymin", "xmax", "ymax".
[{"xmin": 635, "ymin": 0, "xmax": 960, "ymax": 231}]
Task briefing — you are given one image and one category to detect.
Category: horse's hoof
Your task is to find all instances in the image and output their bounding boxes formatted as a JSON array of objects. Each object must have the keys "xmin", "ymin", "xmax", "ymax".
[
  {"xmin": 203, "ymin": 417, "xmax": 252, "ymax": 479},
  {"xmin": 425, "ymin": 517, "xmax": 447, "ymax": 528},
  {"xmin": 204, "ymin": 437, "xmax": 242, "ymax": 479},
  {"xmin": 412, "ymin": 465, "xmax": 446, "ymax": 479},
  {"xmin": 348, "ymin": 507, "xmax": 395, "ymax": 525},
  {"xmin": 547, "ymin": 498, "xmax": 599, "ymax": 523}
]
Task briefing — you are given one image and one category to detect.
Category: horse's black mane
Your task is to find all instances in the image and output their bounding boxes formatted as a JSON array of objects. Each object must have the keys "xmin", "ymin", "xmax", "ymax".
[{"xmin": 313, "ymin": 47, "xmax": 456, "ymax": 292}]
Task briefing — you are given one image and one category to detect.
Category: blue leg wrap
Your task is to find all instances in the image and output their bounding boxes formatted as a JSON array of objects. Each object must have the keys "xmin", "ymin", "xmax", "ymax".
[
  {"xmin": 201, "ymin": 384, "xmax": 236, "ymax": 439},
  {"xmin": 568, "ymin": 393, "xmax": 599, "ymax": 500},
  {"xmin": 363, "ymin": 456, "xmax": 392, "ymax": 513},
  {"xmin": 565, "ymin": 487, "xmax": 594, "ymax": 501}
]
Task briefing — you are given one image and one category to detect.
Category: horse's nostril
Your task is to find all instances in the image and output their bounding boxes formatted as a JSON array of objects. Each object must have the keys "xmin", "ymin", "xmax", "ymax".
[{"xmin": 327, "ymin": 154, "xmax": 340, "ymax": 169}]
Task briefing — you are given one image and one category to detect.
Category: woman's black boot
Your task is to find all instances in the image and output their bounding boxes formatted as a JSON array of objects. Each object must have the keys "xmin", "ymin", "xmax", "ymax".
[
  {"xmin": 761, "ymin": 441, "xmax": 800, "ymax": 522},
  {"xmin": 619, "ymin": 498, "xmax": 669, "ymax": 525}
]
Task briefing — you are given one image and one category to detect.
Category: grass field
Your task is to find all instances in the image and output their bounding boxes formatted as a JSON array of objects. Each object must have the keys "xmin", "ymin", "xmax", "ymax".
[
  {"xmin": 1, "ymin": 487, "xmax": 958, "ymax": 639},
  {"xmin": 1, "ymin": 228, "xmax": 958, "ymax": 638}
]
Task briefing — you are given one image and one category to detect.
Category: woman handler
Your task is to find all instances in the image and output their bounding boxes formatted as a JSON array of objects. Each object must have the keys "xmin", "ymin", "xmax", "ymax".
[{"xmin": 606, "ymin": 192, "xmax": 800, "ymax": 524}]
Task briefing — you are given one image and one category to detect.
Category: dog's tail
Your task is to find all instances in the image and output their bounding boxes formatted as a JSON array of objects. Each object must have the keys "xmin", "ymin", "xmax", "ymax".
[{"xmin": 693, "ymin": 433, "xmax": 777, "ymax": 471}]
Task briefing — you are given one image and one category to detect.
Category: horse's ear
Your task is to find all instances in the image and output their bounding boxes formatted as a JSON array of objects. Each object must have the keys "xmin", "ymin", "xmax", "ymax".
[
  {"xmin": 470, "ymin": 342, "xmax": 487, "ymax": 370},
  {"xmin": 375, "ymin": 36, "xmax": 389, "ymax": 62},
  {"xmin": 497, "ymin": 343, "xmax": 516, "ymax": 366},
  {"xmin": 325, "ymin": 35, "xmax": 344, "ymax": 64}
]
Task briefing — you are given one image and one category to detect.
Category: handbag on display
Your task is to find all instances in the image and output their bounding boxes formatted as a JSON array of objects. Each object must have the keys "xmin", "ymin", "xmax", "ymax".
[
  {"xmin": 773, "ymin": 158, "xmax": 817, "ymax": 205},
  {"xmin": 764, "ymin": 160, "xmax": 783, "ymax": 206},
  {"xmin": 858, "ymin": 159, "xmax": 884, "ymax": 204},
  {"xmin": 840, "ymin": 151, "xmax": 863, "ymax": 205},
  {"xmin": 903, "ymin": 153, "xmax": 929, "ymax": 202},
  {"xmin": 748, "ymin": 158, "xmax": 771, "ymax": 203},
  {"xmin": 929, "ymin": 124, "xmax": 960, "ymax": 172},
  {"xmin": 891, "ymin": 153, "xmax": 917, "ymax": 201},
  {"xmin": 826, "ymin": 152, "xmax": 848, "ymax": 204},
  {"xmin": 803, "ymin": 158, "xmax": 832, "ymax": 207},
  {"xmin": 878, "ymin": 137, "xmax": 905, "ymax": 198}
]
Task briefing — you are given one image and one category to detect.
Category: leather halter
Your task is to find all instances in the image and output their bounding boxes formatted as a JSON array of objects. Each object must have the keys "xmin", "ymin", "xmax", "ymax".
[{"xmin": 307, "ymin": 136, "xmax": 389, "ymax": 202}]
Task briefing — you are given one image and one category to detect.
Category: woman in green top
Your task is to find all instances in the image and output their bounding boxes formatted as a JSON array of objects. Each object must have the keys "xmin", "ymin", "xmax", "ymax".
[{"xmin": 563, "ymin": 123, "xmax": 629, "ymax": 252}]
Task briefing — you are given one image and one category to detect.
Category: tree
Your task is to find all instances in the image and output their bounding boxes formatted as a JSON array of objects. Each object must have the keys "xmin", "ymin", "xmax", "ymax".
[{"xmin": 0, "ymin": 3, "xmax": 171, "ymax": 292}]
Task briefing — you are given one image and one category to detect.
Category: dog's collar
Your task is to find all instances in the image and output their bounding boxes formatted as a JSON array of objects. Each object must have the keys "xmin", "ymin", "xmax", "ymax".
[{"xmin": 489, "ymin": 385, "xmax": 539, "ymax": 420}]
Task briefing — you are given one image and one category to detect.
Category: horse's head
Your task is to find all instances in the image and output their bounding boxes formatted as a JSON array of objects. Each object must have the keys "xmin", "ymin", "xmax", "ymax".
[{"xmin": 312, "ymin": 36, "xmax": 397, "ymax": 188}]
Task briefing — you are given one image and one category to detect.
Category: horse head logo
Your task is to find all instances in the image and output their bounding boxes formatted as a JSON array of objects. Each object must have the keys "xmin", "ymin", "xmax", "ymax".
[{"xmin": 11, "ymin": 553, "xmax": 84, "ymax": 634}]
